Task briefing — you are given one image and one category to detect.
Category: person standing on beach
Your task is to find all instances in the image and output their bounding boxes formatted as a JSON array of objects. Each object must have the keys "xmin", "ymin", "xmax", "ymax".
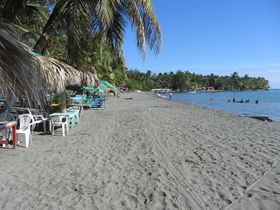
[{"xmin": 169, "ymin": 92, "xmax": 173, "ymax": 100}]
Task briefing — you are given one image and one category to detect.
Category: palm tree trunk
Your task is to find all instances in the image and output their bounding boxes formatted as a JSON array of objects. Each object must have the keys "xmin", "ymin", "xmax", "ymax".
[
  {"xmin": 33, "ymin": 3, "xmax": 62, "ymax": 54},
  {"xmin": 60, "ymin": 91, "xmax": 67, "ymax": 113}
]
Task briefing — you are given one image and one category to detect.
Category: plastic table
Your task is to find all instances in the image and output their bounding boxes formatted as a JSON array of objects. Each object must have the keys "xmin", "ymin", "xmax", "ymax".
[{"xmin": 0, "ymin": 121, "xmax": 17, "ymax": 149}]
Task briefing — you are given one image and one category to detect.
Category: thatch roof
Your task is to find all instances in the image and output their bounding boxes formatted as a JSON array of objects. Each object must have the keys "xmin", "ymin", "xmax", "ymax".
[
  {"xmin": 37, "ymin": 57, "xmax": 99, "ymax": 92},
  {"xmin": 0, "ymin": 25, "xmax": 99, "ymax": 110}
]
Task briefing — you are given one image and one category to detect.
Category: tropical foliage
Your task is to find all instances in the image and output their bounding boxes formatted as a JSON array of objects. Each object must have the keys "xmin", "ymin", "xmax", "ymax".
[
  {"xmin": 126, "ymin": 70, "xmax": 269, "ymax": 91},
  {"xmin": 65, "ymin": 33, "xmax": 127, "ymax": 87},
  {"xmin": 0, "ymin": 0, "xmax": 161, "ymax": 87},
  {"xmin": 0, "ymin": 25, "xmax": 98, "ymax": 110}
]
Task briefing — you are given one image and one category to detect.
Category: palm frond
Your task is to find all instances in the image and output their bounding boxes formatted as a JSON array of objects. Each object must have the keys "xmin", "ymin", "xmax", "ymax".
[
  {"xmin": 80, "ymin": 0, "xmax": 161, "ymax": 57},
  {"xmin": 137, "ymin": 0, "xmax": 161, "ymax": 54},
  {"xmin": 32, "ymin": 0, "xmax": 161, "ymax": 58},
  {"xmin": 63, "ymin": 1, "xmax": 93, "ymax": 65},
  {"xmin": 102, "ymin": 0, "xmax": 161, "ymax": 57},
  {"xmin": 16, "ymin": 2, "xmax": 49, "ymax": 24},
  {"xmin": 104, "ymin": 0, "xmax": 127, "ymax": 55},
  {"xmin": 126, "ymin": 0, "xmax": 146, "ymax": 56}
]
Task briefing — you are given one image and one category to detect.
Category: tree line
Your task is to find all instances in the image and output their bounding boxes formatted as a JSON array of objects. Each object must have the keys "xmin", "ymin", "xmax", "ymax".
[{"xmin": 126, "ymin": 70, "xmax": 269, "ymax": 91}]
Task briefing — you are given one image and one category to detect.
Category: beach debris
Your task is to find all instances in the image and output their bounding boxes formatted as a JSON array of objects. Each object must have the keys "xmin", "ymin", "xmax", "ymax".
[{"xmin": 250, "ymin": 116, "xmax": 272, "ymax": 122}]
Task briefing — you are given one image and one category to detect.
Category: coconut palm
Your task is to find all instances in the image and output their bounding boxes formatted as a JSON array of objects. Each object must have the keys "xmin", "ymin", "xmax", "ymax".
[
  {"xmin": 32, "ymin": 0, "xmax": 161, "ymax": 57},
  {"xmin": 0, "ymin": 0, "xmax": 161, "ymax": 111},
  {"xmin": 231, "ymin": 72, "xmax": 241, "ymax": 90}
]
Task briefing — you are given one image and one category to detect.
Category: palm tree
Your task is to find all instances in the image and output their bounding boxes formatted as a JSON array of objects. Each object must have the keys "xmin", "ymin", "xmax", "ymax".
[
  {"xmin": 0, "ymin": 0, "xmax": 161, "ymax": 110},
  {"xmin": 231, "ymin": 72, "xmax": 240, "ymax": 90},
  {"xmin": 32, "ymin": 0, "xmax": 161, "ymax": 57}
]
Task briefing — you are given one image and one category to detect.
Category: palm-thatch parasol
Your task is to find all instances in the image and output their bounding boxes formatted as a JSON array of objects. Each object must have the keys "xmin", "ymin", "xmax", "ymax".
[{"xmin": 0, "ymin": 24, "xmax": 99, "ymax": 111}]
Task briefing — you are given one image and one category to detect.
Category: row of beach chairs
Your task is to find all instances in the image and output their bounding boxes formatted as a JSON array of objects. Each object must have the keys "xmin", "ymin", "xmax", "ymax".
[{"xmin": 0, "ymin": 95, "xmax": 106, "ymax": 149}]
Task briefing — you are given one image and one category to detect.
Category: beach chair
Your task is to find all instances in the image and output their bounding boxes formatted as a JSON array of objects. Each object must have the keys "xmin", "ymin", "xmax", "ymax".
[
  {"xmin": 50, "ymin": 116, "xmax": 68, "ymax": 136},
  {"xmin": 67, "ymin": 107, "xmax": 80, "ymax": 124},
  {"xmin": 27, "ymin": 108, "xmax": 48, "ymax": 133},
  {"xmin": 71, "ymin": 95, "xmax": 84, "ymax": 104},
  {"xmin": 89, "ymin": 96, "xmax": 104, "ymax": 110},
  {"xmin": 16, "ymin": 114, "xmax": 35, "ymax": 148}
]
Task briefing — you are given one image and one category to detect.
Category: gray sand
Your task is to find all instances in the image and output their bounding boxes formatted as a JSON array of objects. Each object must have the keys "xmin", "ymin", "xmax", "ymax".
[{"xmin": 0, "ymin": 92, "xmax": 279, "ymax": 209}]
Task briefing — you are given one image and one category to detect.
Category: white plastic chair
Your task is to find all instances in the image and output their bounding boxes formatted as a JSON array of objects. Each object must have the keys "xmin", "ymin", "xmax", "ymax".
[
  {"xmin": 50, "ymin": 116, "xmax": 68, "ymax": 136},
  {"xmin": 27, "ymin": 108, "xmax": 48, "ymax": 133},
  {"xmin": 16, "ymin": 114, "xmax": 34, "ymax": 148}
]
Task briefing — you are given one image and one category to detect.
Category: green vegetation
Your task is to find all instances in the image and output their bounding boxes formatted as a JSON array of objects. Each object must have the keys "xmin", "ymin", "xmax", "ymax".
[
  {"xmin": 126, "ymin": 70, "xmax": 269, "ymax": 91},
  {"xmin": 0, "ymin": 0, "xmax": 161, "ymax": 87},
  {"xmin": 0, "ymin": 1, "xmax": 269, "ymax": 94}
]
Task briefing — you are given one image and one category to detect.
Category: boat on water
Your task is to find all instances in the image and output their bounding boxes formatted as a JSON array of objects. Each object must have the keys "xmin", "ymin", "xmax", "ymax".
[
  {"xmin": 188, "ymin": 91, "xmax": 196, "ymax": 93},
  {"xmin": 156, "ymin": 93, "xmax": 167, "ymax": 99}
]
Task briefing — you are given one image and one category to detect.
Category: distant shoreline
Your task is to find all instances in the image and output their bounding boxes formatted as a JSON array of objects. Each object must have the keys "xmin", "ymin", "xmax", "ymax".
[
  {"xmin": 152, "ymin": 89, "xmax": 272, "ymax": 94},
  {"xmin": 177, "ymin": 89, "xmax": 269, "ymax": 93},
  {"xmin": 154, "ymin": 90, "xmax": 280, "ymax": 122}
]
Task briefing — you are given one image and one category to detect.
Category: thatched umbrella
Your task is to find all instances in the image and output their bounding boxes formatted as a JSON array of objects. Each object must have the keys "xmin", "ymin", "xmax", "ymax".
[{"xmin": 0, "ymin": 25, "xmax": 99, "ymax": 111}]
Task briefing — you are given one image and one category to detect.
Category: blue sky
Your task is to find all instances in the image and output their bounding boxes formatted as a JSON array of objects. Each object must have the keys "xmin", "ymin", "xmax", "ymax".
[{"xmin": 123, "ymin": 0, "xmax": 280, "ymax": 88}]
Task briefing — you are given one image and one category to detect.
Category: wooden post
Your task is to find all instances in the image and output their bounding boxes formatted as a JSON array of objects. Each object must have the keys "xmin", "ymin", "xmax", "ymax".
[
  {"xmin": 60, "ymin": 91, "xmax": 67, "ymax": 113},
  {"xmin": 80, "ymin": 90, "xmax": 84, "ymax": 116}
]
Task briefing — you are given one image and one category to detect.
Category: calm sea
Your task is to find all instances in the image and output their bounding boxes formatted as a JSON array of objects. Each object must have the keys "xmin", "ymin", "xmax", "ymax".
[{"xmin": 162, "ymin": 89, "xmax": 280, "ymax": 121}]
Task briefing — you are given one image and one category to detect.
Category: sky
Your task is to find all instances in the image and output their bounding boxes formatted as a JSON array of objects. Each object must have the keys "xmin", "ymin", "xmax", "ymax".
[{"xmin": 122, "ymin": 0, "xmax": 280, "ymax": 88}]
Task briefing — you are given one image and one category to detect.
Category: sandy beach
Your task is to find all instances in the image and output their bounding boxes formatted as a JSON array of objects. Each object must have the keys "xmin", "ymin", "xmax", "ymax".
[{"xmin": 0, "ymin": 92, "xmax": 280, "ymax": 210}]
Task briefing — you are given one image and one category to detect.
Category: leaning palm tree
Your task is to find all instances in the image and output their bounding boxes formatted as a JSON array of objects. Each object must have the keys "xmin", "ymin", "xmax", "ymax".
[
  {"xmin": 0, "ymin": 23, "xmax": 99, "ymax": 111},
  {"xmin": 33, "ymin": 0, "xmax": 161, "ymax": 57}
]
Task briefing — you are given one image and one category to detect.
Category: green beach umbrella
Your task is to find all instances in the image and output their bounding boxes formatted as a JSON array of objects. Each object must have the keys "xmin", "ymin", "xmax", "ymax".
[
  {"xmin": 101, "ymin": 80, "xmax": 114, "ymax": 88},
  {"xmin": 83, "ymin": 81, "xmax": 118, "ymax": 94},
  {"xmin": 82, "ymin": 86, "xmax": 98, "ymax": 92},
  {"xmin": 100, "ymin": 80, "xmax": 119, "ymax": 93}
]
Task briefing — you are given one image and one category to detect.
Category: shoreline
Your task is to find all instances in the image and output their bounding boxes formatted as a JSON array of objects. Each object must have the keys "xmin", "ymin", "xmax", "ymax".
[
  {"xmin": 155, "ymin": 91, "xmax": 280, "ymax": 123},
  {"xmin": 0, "ymin": 92, "xmax": 279, "ymax": 209}
]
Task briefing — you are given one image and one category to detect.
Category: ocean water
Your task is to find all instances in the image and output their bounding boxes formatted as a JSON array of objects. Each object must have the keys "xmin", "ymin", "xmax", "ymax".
[{"xmin": 162, "ymin": 89, "xmax": 280, "ymax": 121}]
